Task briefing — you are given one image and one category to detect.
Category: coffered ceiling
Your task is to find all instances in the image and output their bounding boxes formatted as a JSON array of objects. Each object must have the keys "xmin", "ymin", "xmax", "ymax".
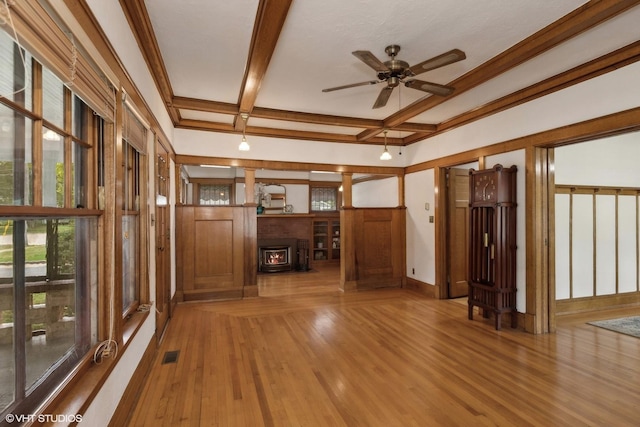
[{"xmin": 119, "ymin": 0, "xmax": 640, "ymax": 148}]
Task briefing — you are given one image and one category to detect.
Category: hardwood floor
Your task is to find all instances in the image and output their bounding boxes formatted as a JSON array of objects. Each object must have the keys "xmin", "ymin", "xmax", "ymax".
[{"xmin": 127, "ymin": 267, "xmax": 640, "ymax": 426}]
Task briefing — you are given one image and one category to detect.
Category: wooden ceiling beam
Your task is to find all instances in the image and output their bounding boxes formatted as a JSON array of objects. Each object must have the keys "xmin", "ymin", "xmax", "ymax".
[
  {"xmin": 172, "ymin": 97, "xmax": 238, "ymax": 115},
  {"xmin": 175, "ymin": 155, "xmax": 405, "ymax": 175},
  {"xmin": 176, "ymin": 119, "xmax": 404, "ymax": 145},
  {"xmin": 357, "ymin": 0, "xmax": 639, "ymax": 142},
  {"xmin": 172, "ymin": 97, "xmax": 434, "ymax": 137},
  {"xmin": 250, "ymin": 107, "xmax": 383, "ymax": 129},
  {"xmin": 237, "ymin": 0, "xmax": 293, "ymax": 115}
]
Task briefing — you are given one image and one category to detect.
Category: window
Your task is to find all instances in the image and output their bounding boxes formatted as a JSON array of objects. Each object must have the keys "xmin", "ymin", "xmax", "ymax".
[
  {"xmin": 199, "ymin": 183, "xmax": 232, "ymax": 205},
  {"xmin": 310, "ymin": 186, "xmax": 339, "ymax": 212},
  {"xmin": 121, "ymin": 106, "xmax": 146, "ymax": 315},
  {"xmin": 0, "ymin": 31, "xmax": 99, "ymax": 418}
]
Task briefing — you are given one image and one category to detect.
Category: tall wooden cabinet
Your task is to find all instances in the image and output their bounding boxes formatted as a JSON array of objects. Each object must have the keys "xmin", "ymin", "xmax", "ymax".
[{"xmin": 468, "ymin": 165, "xmax": 517, "ymax": 330}]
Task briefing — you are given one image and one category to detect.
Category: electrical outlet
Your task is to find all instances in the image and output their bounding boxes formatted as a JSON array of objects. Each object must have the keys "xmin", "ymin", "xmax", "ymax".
[
  {"xmin": 412, "ymin": 268, "xmax": 415, "ymax": 275},
  {"xmin": 429, "ymin": 216, "xmax": 434, "ymax": 223}
]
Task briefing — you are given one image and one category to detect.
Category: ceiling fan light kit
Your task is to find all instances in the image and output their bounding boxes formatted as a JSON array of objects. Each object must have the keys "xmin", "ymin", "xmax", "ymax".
[{"xmin": 322, "ymin": 44, "xmax": 465, "ymax": 109}]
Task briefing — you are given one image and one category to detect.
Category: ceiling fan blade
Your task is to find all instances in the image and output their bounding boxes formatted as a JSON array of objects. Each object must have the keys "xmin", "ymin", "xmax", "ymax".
[
  {"xmin": 408, "ymin": 49, "xmax": 466, "ymax": 76},
  {"xmin": 322, "ymin": 80, "xmax": 381, "ymax": 92},
  {"xmin": 373, "ymin": 86, "xmax": 394, "ymax": 109},
  {"xmin": 352, "ymin": 50, "xmax": 390, "ymax": 73},
  {"xmin": 405, "ymin": 79, "xmax": 455, "ymax": 97}
]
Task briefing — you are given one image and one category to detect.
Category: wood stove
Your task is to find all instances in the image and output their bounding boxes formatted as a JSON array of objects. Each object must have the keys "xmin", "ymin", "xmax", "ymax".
[{"xmin": 259, "ymin": 245, "xmax": 292, "ymax": 272}]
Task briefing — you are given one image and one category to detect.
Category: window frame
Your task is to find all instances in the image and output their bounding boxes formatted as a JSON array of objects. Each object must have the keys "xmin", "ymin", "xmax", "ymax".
[
  {"xmin": 309, "ymin": 183, "xmax": 341, "ymax": 213},
  {"xmin": 0, "ymin": 36, "xmax": 101, "ymax": 418}
]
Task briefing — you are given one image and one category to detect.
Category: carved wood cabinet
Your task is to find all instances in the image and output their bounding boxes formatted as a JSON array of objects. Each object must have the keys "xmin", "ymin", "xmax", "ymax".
[{"xmin": 468, "ymin": 164, "xmax": 517, "ymax": 330}]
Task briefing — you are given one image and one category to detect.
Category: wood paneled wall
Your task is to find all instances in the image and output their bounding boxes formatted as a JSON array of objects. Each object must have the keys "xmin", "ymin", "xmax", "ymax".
[
  {"xmin": 176, "ymin": 206, "xmax": 257, "ymax": 301},
  {"xmin": 341, "ymin": 207, "xmax": 406, "ymax": 291}
]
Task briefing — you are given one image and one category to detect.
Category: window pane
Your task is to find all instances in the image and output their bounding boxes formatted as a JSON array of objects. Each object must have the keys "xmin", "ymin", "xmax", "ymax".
[
  {"xmin": 0, "ymin": 31, "xmax": 32, "ymax": 110},
  {"xmin": 42, "ymin": 128, "xmax": 64, "ymax": 207},
  {"xmin": 0, "ymin": 218, "xmax": 96, "ymax": 411},
  {"xmin": 0, "ymin": 220, "xmax": 15, "ymax": 411},
  {"xmin": 199, "ymin": 184, "xmax": 231, "ymax": 205},
  {"xmin": 0, "ymin": 104, "xmax": 33, "ymax": 206},
  {"xmin": 42, "ymin": 68, "xmax": 64, "ymax": 129},
  {"xmin": 72, "ymin": 96, "xmax": 89, "ymax": 140},
  {"xmin": 24, "ymin": 219, "xmax": 76, "ymax": 390},
  {"xmin": 122, "ymin": 143, "xmax": 141, "ymax": 211},
  {"xmin": 122, "ymin": 215, "xmax": 138, "ymax": 312},
  {"xmin": 311, "ymin": 187, "xmax": 337, "ymax": 211},
  {"xmin": 73, "ymin": 142, "xmax": 88, "ymax": 209}
]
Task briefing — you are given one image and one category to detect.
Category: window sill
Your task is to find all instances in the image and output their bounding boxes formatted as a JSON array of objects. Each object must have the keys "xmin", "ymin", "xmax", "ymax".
[{"xmin": 29, "ymin": 310, "xmax": 150, "ymax": 425}]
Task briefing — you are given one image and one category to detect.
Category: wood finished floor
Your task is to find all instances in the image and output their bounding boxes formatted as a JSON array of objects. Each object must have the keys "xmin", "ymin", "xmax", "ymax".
[{"xmin": 127, "ymin": 266, "xmax": 640, "ymax": 426}]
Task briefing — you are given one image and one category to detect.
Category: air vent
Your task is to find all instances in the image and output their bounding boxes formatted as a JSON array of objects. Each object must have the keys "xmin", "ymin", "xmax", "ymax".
[{"xmin": 162, "ymin": 350, "xmax": 179, "ymax": 364}]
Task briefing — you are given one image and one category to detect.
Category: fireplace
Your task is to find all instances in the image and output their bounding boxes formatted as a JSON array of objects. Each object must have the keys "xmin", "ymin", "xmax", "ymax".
[{"xmin": 259, "ymin": 245, "xmax": 292, "ymax": 272}]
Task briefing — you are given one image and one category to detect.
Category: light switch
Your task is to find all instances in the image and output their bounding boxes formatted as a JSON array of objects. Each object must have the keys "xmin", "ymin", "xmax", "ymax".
[
  {"xmin": 425, "ymin": 202, "xmax": 430, "ymax": 211},
  {"xmin": 429, "ymin": 216, "xmax": 434, "ymax": 223}
]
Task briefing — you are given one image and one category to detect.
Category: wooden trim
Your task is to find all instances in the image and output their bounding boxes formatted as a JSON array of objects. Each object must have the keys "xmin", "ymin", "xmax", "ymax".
[
  {"xmin": 404, "ymin": 277, "xmax": 436, "ymax": 297},
  {"xmin": 353, "ymin": 174, "xmax": 399, "ymax": 184},
  {"xmin": 118, "ymin": 0, "xmax": 174, "ymax": 115},
  {"xmin": 524, "ymin": 147, "xmax": 552, "ymax": 334},
  {"xmin": 172, "ymin": 98, "xmax": 437, "ymax": 134},
  {"xmin": 360, "ymin": 0, "xmax": 638, "ymax": 142},
  {"xmin": 176, "ymin": 154, "xmax": 405, "ymax": 176},
  {"xmin": 32, "ymin": 311, "xmax": 151, "ymax": 425},
  {"xmin": 425, "ymin": 40, "xmax": 640, "ymax": 141},
  {"xmin": 0, "ymin": 207, "xmax": 102, "ymax": 216},
  {"xmin": 238, "ymin": 0, "xmax": 293, "ymax": 114},
  {"xmin": 176, "ymin": 119, "xmax": 400, "ymax": 146},
  {"xmin": 556, "ymin": 292, "xmax": 640, "ymax": 315},
  {"xmin": 434, "ymin": 167, "xmax": 446, "ymax": 300},
  {"xmin": 405, "ymin": 106, "xmax": 640, "ymax": 175},
  {"xmin": 63, "ymin": 0, "xmax": 175, "ymax": 145}
]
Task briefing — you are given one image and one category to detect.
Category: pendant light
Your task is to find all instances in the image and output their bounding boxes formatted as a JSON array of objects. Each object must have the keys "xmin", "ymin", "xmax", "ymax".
[
  {"xmin": 238, "ymin": 113, "xmax": 250, "ymax": 151},
  {"xmin": 380, "ymin": 129, "xmax": 392, "ymax": 160}
]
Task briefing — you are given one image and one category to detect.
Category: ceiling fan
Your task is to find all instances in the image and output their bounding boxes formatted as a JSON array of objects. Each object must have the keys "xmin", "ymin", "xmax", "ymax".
[{"xmin": 322, "ymin": 45, "xmax": 465, "ymax": 109}]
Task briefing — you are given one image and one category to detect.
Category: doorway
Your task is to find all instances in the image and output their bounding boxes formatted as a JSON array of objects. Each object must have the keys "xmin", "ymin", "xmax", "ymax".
[{"xmin": 446, "ymin": 168, "xmax": 471, "ymax": 299}]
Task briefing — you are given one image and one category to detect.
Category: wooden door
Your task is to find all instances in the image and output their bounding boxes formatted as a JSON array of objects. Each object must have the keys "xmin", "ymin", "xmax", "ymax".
[
  {"xmin": 447, "ymin": 168, "xmax": 470, "ymax": 298},
  {"xmin": 155, "ymin": 142, "xmax": 171, "ymax": 340}
]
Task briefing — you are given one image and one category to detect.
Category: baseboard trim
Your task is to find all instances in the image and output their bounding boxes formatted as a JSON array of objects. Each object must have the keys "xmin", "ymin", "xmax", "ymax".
[{"xmin": 405, "ymin": 277, "xmax": 436, "ymax": 298}]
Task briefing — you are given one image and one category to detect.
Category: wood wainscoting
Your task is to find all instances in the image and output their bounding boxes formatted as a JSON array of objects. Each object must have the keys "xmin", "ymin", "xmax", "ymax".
[
  {"xmin": 341, "ymin": 207, "xmax": 406, "ymax": 291},
  {"xmin": 176, "ymin": 206, "xmax": 257, "ymax": 301}
]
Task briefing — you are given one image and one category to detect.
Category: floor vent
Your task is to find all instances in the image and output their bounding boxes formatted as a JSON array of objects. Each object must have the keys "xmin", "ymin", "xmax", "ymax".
[{"xmin": 162, "ymin": 350, "xmax": 179, "ymax": 364}]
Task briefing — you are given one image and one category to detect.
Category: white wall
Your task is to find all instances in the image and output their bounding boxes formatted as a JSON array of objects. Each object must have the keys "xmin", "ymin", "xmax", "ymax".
[
  {"xmin": 555, "ymin": 132, "xmax": 640, "ymax": 186},
  {"xmin": 405, "ymin": 169, "xmax": 436, "ymax": 284},
  {"xmin": 352, "ymin": 177, "xmax": 399, "ymax": 207}
]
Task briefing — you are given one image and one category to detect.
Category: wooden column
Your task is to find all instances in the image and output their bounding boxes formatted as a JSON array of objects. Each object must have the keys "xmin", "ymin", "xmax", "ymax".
[
  {"xmin": 244, "ymin": 167, "xmax": 256, "ymax": 205},
  {"xmin": 525, "ymin": 146, "xmax": 553, "ymax": 333},
  {"xmin": 397, "ymin": 174, "xmax": 405, "ymax": 207},
  {"xmin": 340, "ymin": 173, "xmax": 356, "ymax": 291},
  {"xmin": 243, "ymin": 167, "xmax": 258, "ymax": 297},
  {"xmin": 341, "ymin": 172, "xmax": 353, "ymax": 208}
]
